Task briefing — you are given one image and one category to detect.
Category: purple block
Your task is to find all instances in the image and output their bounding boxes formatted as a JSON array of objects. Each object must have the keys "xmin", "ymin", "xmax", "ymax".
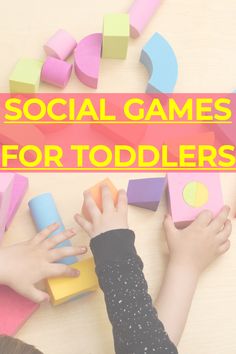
[{"xmin": 127, "ymin": 178, "xmax": 166, "ymax": 211}]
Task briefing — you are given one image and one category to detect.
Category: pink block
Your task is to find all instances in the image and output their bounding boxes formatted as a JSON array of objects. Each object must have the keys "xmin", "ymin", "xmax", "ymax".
[
  {"xmin": 41, "ymin": 57, "xmax": 72, "ymax": 88},
  {"xmin": 44, "ymin": 29, "xmax": 77, "ymax": 60},
  {"xmin": 0, "ymin": 285, "xmax": 39, "ymax": 336},
  {"xmin": 167, "ymin": 173, "xmax": 223, "ymax": 228},
  {"xmin": 0, "ymin": 174, "xmax": 15, "ymax": 240},
  {"xmin": 74, "ymin": 33, "xmax": 102, "ymax": 89},
  {"xmin": 129, "ymin": 0, "xmax": 161, "ymax": 38},
  {"xmin": 5, "ymin": 174, "xmax": 29, "ymax": 230}
]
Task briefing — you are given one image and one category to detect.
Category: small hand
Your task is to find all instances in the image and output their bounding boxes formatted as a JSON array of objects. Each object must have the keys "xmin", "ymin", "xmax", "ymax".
[
  {"xmin": 163, "ymin": 206, "xmax": 232, "ymax": 275},
  {"xmin": 75, "ymin": 185, "xmax": 128, "ymax": 238},
  {"xmin": 0, "ymin": 224, "xmax": 87, "ymax": 303}
]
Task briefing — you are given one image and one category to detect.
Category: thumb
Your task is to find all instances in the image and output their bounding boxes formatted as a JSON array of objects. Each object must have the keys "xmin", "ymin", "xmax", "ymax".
[
  {"xmin": 163, "ymin": 214, "xmax": 176, "ymax": 236},
  {"xmin": 28, "ymin": 286, "xmax": 50, "ymax": 303}
]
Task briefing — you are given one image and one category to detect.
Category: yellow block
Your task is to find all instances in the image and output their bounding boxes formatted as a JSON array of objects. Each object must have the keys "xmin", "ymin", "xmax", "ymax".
[{"xmin": 47, "ymin": 258, "xmax": 98, "ymax": 306}]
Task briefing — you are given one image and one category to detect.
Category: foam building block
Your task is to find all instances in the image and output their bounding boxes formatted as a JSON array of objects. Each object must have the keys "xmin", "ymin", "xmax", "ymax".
[
  {"xmin": 0, "ymin": 285, "xmax": 39, "ymax": 336},
  {"xmin": 41, "ymin": 57, "xmax": 72, "ymax": 88},
  {"xmin": 9, "ymin": 59, "xmax": 43, "ymax": 93},
  {"xmin": 127, "ymin": 177, "xmax": 166, "ymax": 211},
  {"xmin": 47, "ymin": 258, "xmax": 98, "ymax": 306},
  {"xmin": 0, "ymin": 174, "xmax": 15, "ymax": 240},
  {"xmin": 102, "ymin": 14, "xmax": 130, "ymax": 59},
  {"xmin": 140, "ymin": 33, "xmax": 178, "ymax": 93},
  {"xmin": 44, "ymin": 29, "xmax": 77, "ymax": 60},
  {"xmin": 129, "ymin": 0, "xmax": 161, "ymax": 38},
  {"xmin": 167, "ymin": 173, "xmax": 223, "ymax": 228},
  {"xmin": 6, "ymin": 174, "xmax": 29, "ymax": 230},
  {"xmin": 28, "ymin": 193, "xmax": 77, "ymax": 265},
  {"xmin": 74, "ymin": 33, "xmax": 102, "ymax": 89},
  {"xmin": 82, "ymin": 178, "xmax": 118, "ymax": 220}
]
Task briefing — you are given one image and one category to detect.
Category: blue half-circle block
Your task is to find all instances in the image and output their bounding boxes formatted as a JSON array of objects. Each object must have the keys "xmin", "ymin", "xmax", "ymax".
[
  {"xmin": 140, "ymin": 32, "xmax": 178, "ymax": 93},
  {"xmin": 28, "ymin": 193, "xmax": 77, "ymax": 265}
]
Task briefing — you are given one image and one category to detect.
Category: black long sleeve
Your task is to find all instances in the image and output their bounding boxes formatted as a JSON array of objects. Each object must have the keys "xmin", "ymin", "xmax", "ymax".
[{"xmin": 90, "ymin": 229, "xmax": 178, "ymax": 354}]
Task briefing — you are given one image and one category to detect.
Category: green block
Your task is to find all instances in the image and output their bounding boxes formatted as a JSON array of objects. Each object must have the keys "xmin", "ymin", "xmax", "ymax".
[
  {"xmin": 9, "ymin": 59, "xmax": 43, "ymax": 93},
  {"xmin": 102, "ymin": 14, "xmax": 130, "ymax": 59}
]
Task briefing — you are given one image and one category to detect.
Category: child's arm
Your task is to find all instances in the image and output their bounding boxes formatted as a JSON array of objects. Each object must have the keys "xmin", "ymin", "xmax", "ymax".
[
  {"xmin": 75, "ymin": 186, "xmax": 178, "ymax": 354},
  {"xmin": 0, "ymin": 224, "xmax": 87, "ymax": 303},
  {"xmin": 156, "ymin": 207, "xmax": 231, "ymax": 345}
]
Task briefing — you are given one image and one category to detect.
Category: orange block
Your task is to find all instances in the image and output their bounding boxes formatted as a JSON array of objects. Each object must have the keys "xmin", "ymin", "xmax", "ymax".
[{"xmin": 82, "ymin": 178, "xmax": 118, "ymax": 220}]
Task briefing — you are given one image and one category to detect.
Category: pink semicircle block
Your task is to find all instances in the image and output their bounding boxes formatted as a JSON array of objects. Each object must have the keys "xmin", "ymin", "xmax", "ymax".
[{"xmin": 74, "ymin": 33, "xmax": 102, "ymax": 89}]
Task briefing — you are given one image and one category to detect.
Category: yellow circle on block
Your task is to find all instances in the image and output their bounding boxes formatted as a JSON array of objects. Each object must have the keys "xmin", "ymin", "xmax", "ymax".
[{"xmin": 183, "ymin": 181, "xmax": 209, "ymax": 208}]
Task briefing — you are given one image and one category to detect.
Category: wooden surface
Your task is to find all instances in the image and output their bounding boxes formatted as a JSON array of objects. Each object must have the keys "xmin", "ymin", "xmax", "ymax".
[{"xmin": 1, "ymin": 0, "xmax": 236, "ymax": 353}]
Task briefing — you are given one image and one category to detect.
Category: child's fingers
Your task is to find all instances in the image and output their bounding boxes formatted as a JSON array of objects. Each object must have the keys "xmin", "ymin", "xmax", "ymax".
[
  {"xmin": 46, "ymin": 264, "xmax": 80, "ymax": 278},
  {"xmin": 102, "ymin": 185, "xmax": 115, "ymax": 212},
  {"xmin": 49, "ymin": 246, "xmax": 87, "ymax": 262},
  {"xmin": 44, "ymin": 229, "xmax": 76, "ymax": 250},
  {"xmin": 84, "ymin": 190, "xmax": 101, "ymax": 221},
  {"xmin": 74, "ymin": 214, "xmax": 92, "ymax": 235},
  {"xmin": 163, "ymin": 215, "xmax": 176, "ymax": 235},
  {"xmin": 117, "ymin": 189, "xmax": 128, "ymax": 213},
  {"xmin": 209, "ymin": 206, "xmax": 230, "ymax": 232},
  {"xmin": 217, "ymin": 219, "xmax": 232, "ymax": 244},
  {"xmin": 28, "ymin": 286, "xmax": 50, "ymax": 303},
  {"xmin": 217, "ymin": 240, "xmax": 231, "ymax": 255},
  {"xmin": 33, "ymin": 223, "xmax": 59, "ymax": 244},
  {"xmin": 193, "ymin": 210, "xmax": 213, "ymax": 227}
]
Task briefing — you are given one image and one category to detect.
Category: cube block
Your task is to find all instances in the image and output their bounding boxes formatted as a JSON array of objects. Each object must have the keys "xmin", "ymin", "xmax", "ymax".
[
  {"xmin": 9, "ymin": 59, "xmax": 43, "ymax": 93},
  {"xmin": 6, "ymin": 174, "xmax": 29, "ymax": 230},
  {"xmin": 127, "ymin": 177, "xmax": 166, "ymax": 211},
  {"xmin": 167, "ymin": 173, "xmax": 224, "ymax": 228},
  {"xmin": 0, "ymin": 285, "xmax": 39, "ymax": 335},
  {"xmin": 47, "ymin": 258, "xmax": 98, "ymax": 306},
  {"xmin": 82, "ymin": 178, "xmax": 118, "ymax": 220},
  {"xmin": 102, "ymin": 14, "xmax": 129, "ymax": 59}
]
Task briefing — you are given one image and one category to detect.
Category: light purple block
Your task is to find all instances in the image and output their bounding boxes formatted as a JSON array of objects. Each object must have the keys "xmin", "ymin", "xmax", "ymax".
[
  {"xmin": 41, "ymin": 57, "xmax": 72, "ymax": 88},
  {"xmin": 127, "ymin": 177, "xmax": 166, "ymax": 211},
  {"xmin": 6, "ymin": 174, "xmax": 29, "ymax": 230},
  {"xmin": 44, "ymin": 29, "xmax": 77, "ymax": 60}
]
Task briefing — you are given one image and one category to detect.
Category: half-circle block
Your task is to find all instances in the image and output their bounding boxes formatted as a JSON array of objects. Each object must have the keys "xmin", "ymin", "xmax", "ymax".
[
  {"xmin": 0, "ymin": 285, "xmax": 39, "ymax": 335},
  {"xmin": 74, "ymin": 33, "xmax": 102, "ymax": 89},
  {"xmin": 129, "ymin": 0, "xmax": 161, "ymax": 38},
  {"xmin": 140, "ymin": 33, "xmax": 178, "ymax": 93},
  {"xmin": 127, "ymin": 177, "xmax": 166, "ymax": 211},
  {"xmin": 44, "ymin": 29, "xmax": 77, "ymax": 61}
]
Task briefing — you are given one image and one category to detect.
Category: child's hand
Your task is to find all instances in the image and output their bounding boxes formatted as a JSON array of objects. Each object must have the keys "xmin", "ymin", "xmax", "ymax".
[
  {"xmin": 163, "ymin": 206, "xmax": 232, "ymax": 276},
  {"xmin": 75, "ymin": 185, "xmax": 128, "ymax": 238},
  {"xmin": 0, "ymin": 224, "xmax": 87, "ymax": 303}
]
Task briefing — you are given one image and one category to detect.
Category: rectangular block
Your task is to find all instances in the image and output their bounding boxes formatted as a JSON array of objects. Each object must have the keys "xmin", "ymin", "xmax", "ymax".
[
  {"xmin": 167, "ymin": 173, "xmax": 223, "ymax": 228},
  {"xmin": 127, "ymin": 177, "xmax": 166, "ymax": 211},
  {"xmin": 5, "ymin": 174, "xmax": 29, "ymax": 230},
  {"xmin": 0, "ymin": 174, "xmax": 15, "ymax": 240},
  {"xmin": 0, "ymin": 285, "xmax": 39, "ymax": 336},
  {"xmin": 9, "ymin": 59, "xmax": 43, "ymax": 93},
  {"xmin": 47, "ymin": 258, "xmax": 98, "ymax": 306},
  {"xmin": 82, "ymin": 178, "xmax": 118, "ymax": 220},
  {"xmin": 102, "ymin": 14, "xmax": 130, "ymax": 59}
]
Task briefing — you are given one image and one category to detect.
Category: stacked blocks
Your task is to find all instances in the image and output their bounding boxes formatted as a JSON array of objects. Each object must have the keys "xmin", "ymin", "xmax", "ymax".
[
  {"xmin": 127, "ymin": 177, "xmax": 166, "ymax": 211},
  {"xmin": 82, "ymin": 178, "xmax": 118, "ymax": 220},
  {"xmin": 129, "ymin": 0, "xmax": 161, "ymax": 38},
  {"xmin": 6, "ymin": 174, "xmax": 29, "ymax": 230},
  {"xmin": 102, "ymin": 14, "xmax": 130, "ymax": 59},
  {"xmin": 140, "ymin": 33, "xmax": 178, "ymax": 93},
  {"xmin": 47, "ymin": 258, "xmax": 98, "ymax": 306},
  {"xmin": 74, "ymin": 33, "xmax": 102, "ymax": 89},
  {"xmin": 0, "ymin": 285, "xmax": 39, "ymax": 335},
  {"xmin": 44, "ymin": 29, "xmax": 77, "ymax": 60},
  {"xmin": 41, "ymin": 57, "xmax": 72, "ymax": 88},
  {"xmin": 9, "ymin": 59, "xmax": 43, "ymax": 93},
  {"xmin": 0, "ymin": 174, "xmax": 15, "ymax": 240},
  {"xmin": 167, "ymin": 173, "xmax": 223, "ymax": 228},
  {"xmin": 28, "ymin": 193, "xmax": 77, "ymax": 265}
]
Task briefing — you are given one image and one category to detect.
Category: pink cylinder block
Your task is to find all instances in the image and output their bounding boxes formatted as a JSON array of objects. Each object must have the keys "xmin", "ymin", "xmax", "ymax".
[
  {"xmin": 44, "ymin": 29, "xmax": 77, "ymax": 60},
  {"xmin": 41, "ymin": 57, "xmax": 72, "ymax": 88}
]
